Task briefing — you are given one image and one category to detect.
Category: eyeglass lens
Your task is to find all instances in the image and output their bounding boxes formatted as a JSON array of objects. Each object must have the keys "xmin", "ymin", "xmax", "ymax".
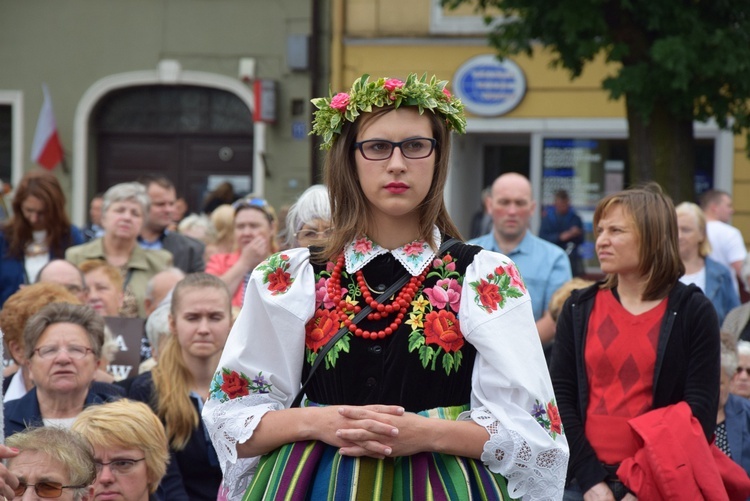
[
  {"xmin": 355, "ymin": 138, "xmax": 436, "ymax": 160},
  {"xmin": 737, "ymin": 367, "xmax": 750, "ymax": 376},
  {"xmin": 35, "ymin": 345, "xmax": 92, "ymax": 360},
  {"xmin": 297, "ymin": 229, "xmax": 333, "ymax": 240},
  {"xmin": 14, "ymin": 481, "xmax": 65, "ymax": 498},
  {"xmin": 95, "ymin": 458, "xmax": 146, "ymax": 474}
]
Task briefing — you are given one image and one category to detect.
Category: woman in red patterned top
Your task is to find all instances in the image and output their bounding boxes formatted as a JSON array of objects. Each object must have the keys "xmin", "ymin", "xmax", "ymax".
[{"xmin": 551, "ymin": 183, "xmax": 721, "ymax": 500}]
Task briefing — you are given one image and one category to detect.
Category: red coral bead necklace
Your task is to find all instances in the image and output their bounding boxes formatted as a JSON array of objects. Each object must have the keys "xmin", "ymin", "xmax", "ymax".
[{"xmin": 327, "ymin": 254, "xmax": 427, "ymax": 340}]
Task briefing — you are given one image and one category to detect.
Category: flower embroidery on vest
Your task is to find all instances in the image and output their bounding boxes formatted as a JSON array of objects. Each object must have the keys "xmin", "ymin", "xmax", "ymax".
[
  {"xmin": 304, "ymin": 266, "xmax": 359, "ymax": 368},
  {"xmin": 407, "ymin": 253, "xmax": 465, "ymax": 375}
]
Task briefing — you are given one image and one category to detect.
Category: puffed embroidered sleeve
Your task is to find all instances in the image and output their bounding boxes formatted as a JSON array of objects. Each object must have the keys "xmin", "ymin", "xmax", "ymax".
[
  {"xmin": 202, "ymin": 248, "xmax": 317, "ymax": 499},
  {"xmin": 461, "ymin": 249, "xmax": 569, "ymax": 500}
]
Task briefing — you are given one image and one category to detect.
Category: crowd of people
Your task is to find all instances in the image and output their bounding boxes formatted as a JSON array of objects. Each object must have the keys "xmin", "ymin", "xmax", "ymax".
[{"xmin": 0, "ymin": 72, "xmax": 750, "ymax": 501}]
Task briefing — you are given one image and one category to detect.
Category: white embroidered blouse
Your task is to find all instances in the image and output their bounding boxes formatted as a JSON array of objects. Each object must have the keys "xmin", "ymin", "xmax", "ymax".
[{"xmin": 202, "ymin": 232, "xmax": 569, "ymax": 500}]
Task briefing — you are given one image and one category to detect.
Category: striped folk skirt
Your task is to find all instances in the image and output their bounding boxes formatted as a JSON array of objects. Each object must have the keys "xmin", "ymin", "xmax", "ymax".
[{"xmin": 243, "ymin": 406, "xmax": 515, "ymax": 501}]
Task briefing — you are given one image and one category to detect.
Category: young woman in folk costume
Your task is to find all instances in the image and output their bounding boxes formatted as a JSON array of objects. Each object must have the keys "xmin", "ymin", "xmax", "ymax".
[{"xmin": 203, "ymin": 74, "xmax": 569, "ymax": 500}]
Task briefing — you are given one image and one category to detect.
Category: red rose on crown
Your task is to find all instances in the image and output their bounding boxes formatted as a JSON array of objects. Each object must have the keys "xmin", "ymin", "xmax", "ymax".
[
  {"xmin": 423, "ymin": 310, "xmax": 464, "ymax": 353},
  {"xmin": 330, "ymin": 92, "xmax": 350, "ymax": 111},
  {"xmin": 305, "ymin": 309, "xmax": 341, "ymax": 352},
  {"xmin": 267, "ymin": 268, "xmax": 292, "ymax": 294},
  {"xmin": 475, "ymin": 279, "xmax": 501, "ymax": 311},
  {"xmin": 220, "ymin": 371, "xmax": 249, "ymax": 399}
]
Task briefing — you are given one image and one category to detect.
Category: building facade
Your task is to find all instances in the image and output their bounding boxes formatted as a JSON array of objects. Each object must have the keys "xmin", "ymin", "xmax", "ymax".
[
  {"xmin": 331, "ymin": 0, "xmax": 750, "ymax": 264},
  {"xmin": 0, "ymin": 0, "xmax": 324, "ymax": 225}
]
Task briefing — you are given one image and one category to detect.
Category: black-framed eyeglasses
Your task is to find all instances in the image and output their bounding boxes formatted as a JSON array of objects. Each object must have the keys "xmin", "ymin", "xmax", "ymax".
[
  {"xmin": 13, "ymin": 481, "xmax": 86, "ymax": 498},
  {"xmin": 95, "ymin": 457, "xmax": 146, "ymax": 475},
  {"xmin": 232, "ymin": 197, "xmax": 275, "ymax": 222},
  {"xmin": 737, "ymin": 367, "xmax": 750, "ymax": 376},
  {"xmin": 33, "ymin": 344, "xmax": 94, "ymax": 360},
  {"xmin": 353, "ymin": 138, "xmax": 436, "ymax": 161}
]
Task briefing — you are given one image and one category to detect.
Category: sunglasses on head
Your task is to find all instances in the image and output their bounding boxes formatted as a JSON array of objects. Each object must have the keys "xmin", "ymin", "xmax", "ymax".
[{"xmin": 232, "ymin": 197, "xmax": 274, "ymax": 222}]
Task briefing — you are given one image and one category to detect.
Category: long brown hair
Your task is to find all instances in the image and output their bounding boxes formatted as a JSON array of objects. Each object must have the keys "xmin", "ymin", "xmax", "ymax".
[
  {"xmin": 321, "ymin": 107, "xmax": 461, "ymax": 261},
  {"xmin": 594, "ymin": 182, "xmax": 684, "ymax": 300},
  {"xmin": 5, "ymin": 170, "xmax": 72, "ymax": 259},
  {"xmin": 151, "ymin": 273, "xmax": 231, "ymax": 450}
]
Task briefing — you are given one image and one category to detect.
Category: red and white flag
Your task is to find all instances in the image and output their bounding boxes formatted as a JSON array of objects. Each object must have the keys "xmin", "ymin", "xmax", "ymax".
[{"xmin": 30, "ymin": 84, "xmax": 64, "ymax": 170}]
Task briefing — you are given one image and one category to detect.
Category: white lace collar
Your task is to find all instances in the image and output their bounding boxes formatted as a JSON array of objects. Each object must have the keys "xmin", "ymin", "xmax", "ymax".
[{"xmin": 343, "ymin": 227, "xmax": 442, "ymax": 276}]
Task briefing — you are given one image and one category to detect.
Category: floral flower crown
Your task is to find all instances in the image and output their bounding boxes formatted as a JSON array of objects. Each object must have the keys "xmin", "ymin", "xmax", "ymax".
[{"xmin": 310, "ymin": 73, "xmax": 467, "ymax": 150}]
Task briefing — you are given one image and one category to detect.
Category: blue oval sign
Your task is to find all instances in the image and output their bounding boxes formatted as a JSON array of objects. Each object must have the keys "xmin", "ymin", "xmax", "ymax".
[{"xmin": 454, "ymin": 55, "xmax": 526, "ymax": 116}]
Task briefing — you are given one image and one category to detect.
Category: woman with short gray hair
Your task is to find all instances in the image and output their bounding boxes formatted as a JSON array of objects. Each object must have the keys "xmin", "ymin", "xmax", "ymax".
[
  {"xmin": 4, "ymin": 303, "xmax": 119, "ymax": 438},
  {"xmin": 717, "ymin": 336, "xmax": 750, "ymax": 477},
  {"xmin": 66, "ymin": 182, "xmax": 172, "ymax": 317},
  {"xmin": 283, "ymin": 184, "xmax": 331, "ymax": 248}
]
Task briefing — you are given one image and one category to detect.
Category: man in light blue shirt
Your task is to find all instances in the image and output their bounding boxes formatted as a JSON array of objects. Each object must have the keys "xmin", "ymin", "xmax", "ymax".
[{"xmin": 469, "ymin": 173, "xmax": 572, "ymax": 343}]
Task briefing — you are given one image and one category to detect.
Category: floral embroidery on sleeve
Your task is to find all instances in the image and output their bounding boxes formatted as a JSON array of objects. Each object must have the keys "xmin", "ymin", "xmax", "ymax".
[
  {"xmin": 469, "ymin": 262, "xmax": 526, "ymax": 313},
  {"xmin": 532, "ymin": 398, "xmax": 564, "ymax": 439},
  {"xmin": 209, "ymin": 368, "xmax": 273, "ymax": 403},
  {"xmin": 407, "ymin": 254, "xmax": 465, "ymax": 375},
  {"xmin": 257, "ymin": 253, "xmax": 294, "ymax": 295}
]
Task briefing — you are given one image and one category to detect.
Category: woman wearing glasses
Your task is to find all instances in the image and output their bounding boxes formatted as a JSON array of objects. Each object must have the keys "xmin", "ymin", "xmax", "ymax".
[
  {"xmin": 203, "ymin": 74, "xmax": 568, "ymax": 500},
  {"xmin": 128, "ymin": 273, "xmax": 231, "ymax": 500},
  {"xmin": 206, "ymin": 197, "xmax": 277, "ymax": 308},
  {"xmin": 283, "ymin": 184, "xmax": 332, "ymax": 249},
  {"xmin": 4, "ymin": 303, "xmax": 117, "ymax": 438},
  {"xmin": 5, "ymin": 426, "xmax": 96, "ymax": 501},
  {"xmin": 73, "ymin": 399, "xmax": 173, "ymax": 501}
]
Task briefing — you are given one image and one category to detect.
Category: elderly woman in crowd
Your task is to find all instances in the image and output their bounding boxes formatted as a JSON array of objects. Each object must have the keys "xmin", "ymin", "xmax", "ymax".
[
  {"xmin": 0, "ymin": 170, "xmax": 84, "ymax": 308},
  {"xmin": 206, "ymin": 197, "xmax": 277, "ymax": 308},
  {"xmin": 283, "ymin": 184, "xmax": 332, "ymax": 249},
  {"xmin": 731, "ymin": 340, "xmax": 750, "ymax": 400},
  {"xmin": 1, "ymin": 283, "xmax": 81, "ymax": 402},
  {"xmin": 73, "ymin": 399, "xmax": 173, "ymax": 501},
  {"xmin": 676, "ymin": 202, "xmax": 739, "ymax": 324},
  {"xmin": 4, "ymin": 302, "xmax": 119, "ymax": 437},
  {"xmin": 66, "ymin": 182, "xmax": 172, "ymax": 318},
  {"xmin": 6, "ymin": 424, "xmax": 96, "ymax": 500},
  {"xmin": 717, "ymin": 334, "xmax": 750, "ymax": 477}
]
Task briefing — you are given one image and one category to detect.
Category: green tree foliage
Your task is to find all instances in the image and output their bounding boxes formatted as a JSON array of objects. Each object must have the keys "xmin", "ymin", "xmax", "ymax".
[{"xmin": 443, "ymin": 0, "xmax": 750, "ymax": 200}]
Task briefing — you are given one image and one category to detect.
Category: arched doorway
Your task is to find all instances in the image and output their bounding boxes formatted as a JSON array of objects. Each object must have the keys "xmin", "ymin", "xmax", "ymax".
[{"xmin": 92, "ymin": 85, "xmax": 254, "ymax": 213}]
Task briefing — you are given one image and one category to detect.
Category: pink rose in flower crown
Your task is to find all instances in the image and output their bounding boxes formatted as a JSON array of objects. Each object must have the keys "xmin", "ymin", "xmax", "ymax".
[
  {"xmin": 442, "ymin": 88, "xmax": 452, "ymax": 99},
  {"xmin": 383, "ymin": 78, "xmax": 404, "ymax": 92},
  {"xmin": 330, "ymin": 92, "xmax": 350, "ymax": 111},
  {"xmin": 383, "ymin": 78, "xmax": 405, "ymax": 100}
]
